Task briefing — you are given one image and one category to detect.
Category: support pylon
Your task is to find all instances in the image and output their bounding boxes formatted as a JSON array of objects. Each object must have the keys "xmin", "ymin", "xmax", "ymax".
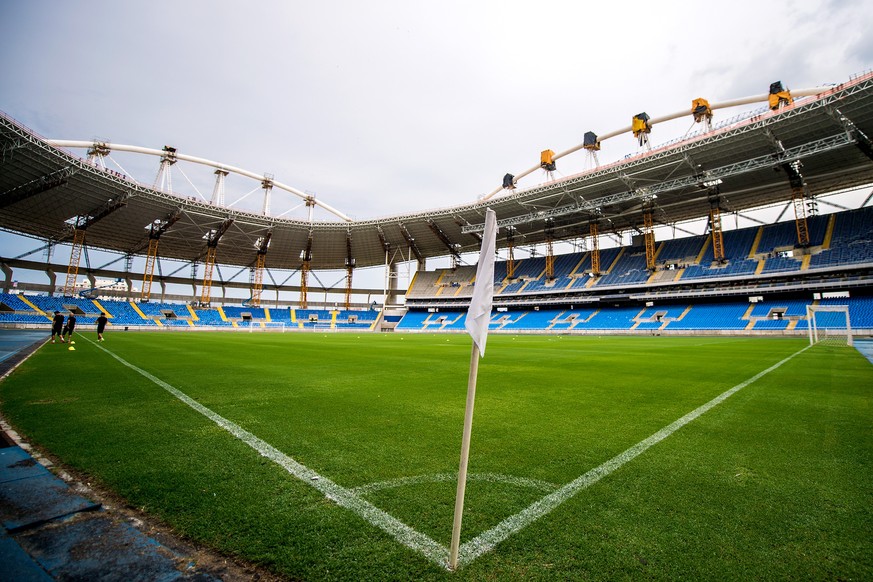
[{"xmin": 63, "ymin": 228, "xmax": 86, "ymax": 296}]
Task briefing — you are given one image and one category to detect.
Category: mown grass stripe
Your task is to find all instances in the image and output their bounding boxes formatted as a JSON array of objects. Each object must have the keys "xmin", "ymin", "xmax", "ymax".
[
  {"xmin": 90, "ymin": 337, "xmax": 811, "ymax": 571},
  {"xmin": 457, "ymin": 344, "xmax": 812, "ymax": 566},
  {"xmin": 90, "ymin": 339, "xmax": 452, "ymax": 569}
]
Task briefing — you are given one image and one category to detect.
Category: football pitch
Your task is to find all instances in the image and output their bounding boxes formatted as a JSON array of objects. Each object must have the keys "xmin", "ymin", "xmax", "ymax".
[{"xmin": 1, "ymin": 332, "xmax": 871, "ymax": 580}]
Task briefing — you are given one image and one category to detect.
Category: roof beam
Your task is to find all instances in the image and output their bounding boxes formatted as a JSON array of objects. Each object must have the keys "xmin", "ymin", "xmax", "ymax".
[
  {"xmin": 426, "ymin": 219, "xmax": 461, "ymax": 259},
  {"xmin": 72, "ymin": 192, "xmax": 130, "ymax": 230},
  {"xmin": 205, "ymin": 217, "xmax": 234, "ymax": 248},
  {"xmin": 0, "ymin": 167, "xmax": 74, "ymax": 209},
  {"xmin": 462, "ymin": 132, "xmax": 857, "ymax": 234},
  {"xmin": 398, "ymin": 223, "xmax": 423, "ymax": 264}
]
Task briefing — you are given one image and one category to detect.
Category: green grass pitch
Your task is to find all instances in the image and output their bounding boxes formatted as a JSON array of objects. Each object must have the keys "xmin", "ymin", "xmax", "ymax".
[{"xmin": 1, "ymin": 332, "xmax": 871, "ymax": 580}]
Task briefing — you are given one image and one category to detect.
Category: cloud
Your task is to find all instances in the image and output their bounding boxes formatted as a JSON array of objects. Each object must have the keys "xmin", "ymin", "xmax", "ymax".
[{"xmin": 1, "ymin": 0, "xmax": 869, "ymax": 225}]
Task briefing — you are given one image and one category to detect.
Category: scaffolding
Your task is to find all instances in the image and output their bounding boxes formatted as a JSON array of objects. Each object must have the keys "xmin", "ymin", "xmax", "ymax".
[
  {"xmin": 643, "ymin": 203, "xmax": 656, "ymax": 270},
  {"xmin": 708, "ymin": 188, "xmax": 725, "ymax": 262},
  {"xmin": 250, "ymin": 251, "xmax": 266, "ymax": 307},
  {"xmin": 506, "ymin": 227, "xmax": 516, "ymax": 279},
  {"xmin": 141, "ymin": 238, "xmax": 159, "ymax": 301},
  {"xmin": 200, "ymin": 246, "xmax": 218, "ymax": 305},
  {"xmin": 589, "ymin": 222, "xmax": 601, "ymax": 275},
  {"xmin": 300, "ymin": 233, "xmax": 313, "ymax": 309},
  {"xmin": 783, "ymin": 160, "xmax": 810, "ymax": 247},
  {"xmin": 544, "ymin": 220, "xmax": 555, "ymax": 280},
  {"xmin": 199, "ymin": 218, "xmax": 233, "ymax": 306},
  {"xmin": 63, "ymin": 228, "xmax": 86, "ymax": 296},
  {"xmin": 141, "ymin": 211, "xmax": 180, "ymax": 302},
  {"xmin": 249, "ymin": 231, "xmax": 271, "ymax": 307},
  {"xmin": 345, "ymin": 232, "xmax": 355, "ymax": 310}
]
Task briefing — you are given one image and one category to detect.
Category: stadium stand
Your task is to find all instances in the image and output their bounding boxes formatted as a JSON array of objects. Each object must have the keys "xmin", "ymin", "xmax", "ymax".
[
  {"xmin": 398, "ymin": 205, "xmax": 873, "ymax": 335},
  {"xmin": 2, "ymin": 206, "xmax": 871, "ymax": 337}
]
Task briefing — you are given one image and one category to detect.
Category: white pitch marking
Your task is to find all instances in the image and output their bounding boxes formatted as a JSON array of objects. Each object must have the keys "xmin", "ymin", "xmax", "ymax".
[
  {"xmin": 456, "ymin": 344, "xmax": 812, "ymax": 566},
  {"xmin": 91, "ymin": 339, "xmax": 810, "ymax": 571},
  {"xmin": 90, "ymin": 341, "xmax": 452, "ymax": 568},
  {"xmin": 352, "ymin": 472, "xmax": 557, "ymax": 496}
]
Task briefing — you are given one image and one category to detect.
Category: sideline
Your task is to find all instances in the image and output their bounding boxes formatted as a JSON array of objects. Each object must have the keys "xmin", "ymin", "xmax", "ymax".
[
  {"xmin": 854, "ymin": 338, "xmax": 873, "ymax": 366},
  {"xmin": 89, "ymin": 338, "xmax": 810, "ymax": 570}
]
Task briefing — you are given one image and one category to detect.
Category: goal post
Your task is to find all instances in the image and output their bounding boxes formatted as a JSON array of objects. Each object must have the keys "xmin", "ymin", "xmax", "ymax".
[
  {"xmin": 806, "ymin": 304, "xmax": 853, "ymax": 347},
  {"xmin": 246, "ymin": 321, "xmax": 286, "ymax": 333}
]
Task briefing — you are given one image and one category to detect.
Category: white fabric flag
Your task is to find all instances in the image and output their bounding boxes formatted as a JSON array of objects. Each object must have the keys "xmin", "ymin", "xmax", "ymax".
[{"xmin": 464, "ymin": 208, "xmax": 497, "ymax": 357}]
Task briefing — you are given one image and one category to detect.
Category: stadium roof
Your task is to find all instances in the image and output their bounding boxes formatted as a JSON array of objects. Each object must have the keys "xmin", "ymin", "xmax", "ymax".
[{"xmin": 2, "ymin": 71, "xmax": 873, "ymax": 271}]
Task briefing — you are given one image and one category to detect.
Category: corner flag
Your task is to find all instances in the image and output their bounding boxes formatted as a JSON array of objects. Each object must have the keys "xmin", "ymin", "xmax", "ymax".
[
  {"xmin": 464, "ymin": 208, "xmax": 497, "ymax": 357},
  {"xmin": 450, "ymin": 208, "xmax": 497, "ymax": 570}
]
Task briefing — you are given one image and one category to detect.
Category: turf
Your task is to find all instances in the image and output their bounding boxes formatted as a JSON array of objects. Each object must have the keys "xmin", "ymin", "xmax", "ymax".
[{"xmin": 1, "ymin": 332, "xmax": 871, "ymax": 580}]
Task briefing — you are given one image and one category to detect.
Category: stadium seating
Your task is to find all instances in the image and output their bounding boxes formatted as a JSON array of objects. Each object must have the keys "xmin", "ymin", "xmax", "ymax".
[
  {"xmin": 0, "ymin": 293, "xmax": 39, "ymax": 311},
  {"xmin": 594, "ymin": 249, "xmax": 650, "ymax": 287},
  {"xmin": 218, "ymin": 305, "xmax": 267, "ymax": 320},
  {"xmin": 4, "ymin": 207, "xmax": 872, "ymax": 336},
  {"xmin": 656, "ymin": 235, "xmax": 705, "ymax": 265},
  {"xmin": 98, "ymin": 300, "xmax": 156, "ymax": 327},
  {"xmin": 663, "ymin": 303, "xmax": 750, "ymax": 330},
  {"xmin": 192, "ymin": 308, "xmax": 232, "ymax": 327}
]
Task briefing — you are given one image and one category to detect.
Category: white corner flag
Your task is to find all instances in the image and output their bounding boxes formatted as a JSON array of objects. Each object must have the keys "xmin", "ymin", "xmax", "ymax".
[
  {"xmin": 463, "ymin": 208, "xmax": 497, "ymax": 357},
  {"xmin": 450, "ymin": 207, "xmax": 497, "ymax": 570}
]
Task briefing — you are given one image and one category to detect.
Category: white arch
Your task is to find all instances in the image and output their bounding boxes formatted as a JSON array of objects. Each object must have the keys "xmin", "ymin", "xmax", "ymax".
[
  {"xmin": 45, "ymin": 140, "xmax": 353, "ymax": 222},
  {"xmin": 481, "ymin": 86, "xmax": 831, "ymax": 201}
]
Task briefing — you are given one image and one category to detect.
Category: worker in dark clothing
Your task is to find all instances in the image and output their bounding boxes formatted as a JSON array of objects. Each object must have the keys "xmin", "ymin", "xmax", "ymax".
[
  {"xmin": 61, "ymin": 313, "xmax": 77, "ymax": 343},
  {"xmin": 51, "ymin": 311, "xmax": 65, "ymax": 343},
  {"xmin": 96, "ymin": 312, "xmax": 108, "ymax": 342}
]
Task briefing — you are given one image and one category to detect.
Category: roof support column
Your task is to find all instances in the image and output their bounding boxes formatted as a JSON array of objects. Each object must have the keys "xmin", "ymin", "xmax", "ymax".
[
  {"xmin": 1, "ymin": 262, "xmax": 12, "ymax": 294},
  {"xmin": 45, "ymin": 268, "xmax": 56, "ymax": 297}
]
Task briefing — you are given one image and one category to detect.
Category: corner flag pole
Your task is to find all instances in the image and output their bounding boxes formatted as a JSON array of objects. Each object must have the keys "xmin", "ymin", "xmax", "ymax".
[{"xmin": 450, "ymin": 208, "xmax": 497, "ymax": 570}]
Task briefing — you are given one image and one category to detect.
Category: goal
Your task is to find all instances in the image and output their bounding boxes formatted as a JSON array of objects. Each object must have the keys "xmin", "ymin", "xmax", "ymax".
[
  {"xmin": 806, "ymin": 305, "xmax": 853, "ymax": 347},
  {"xmin": 246, "ymin": 321, "xmax": 286, "ymax": 333}
]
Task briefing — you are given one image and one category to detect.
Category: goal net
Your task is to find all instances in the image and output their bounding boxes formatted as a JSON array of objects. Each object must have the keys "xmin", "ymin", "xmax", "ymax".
[
  {"xmin": 246, "ymin": 321, "xmax": 286, "ymax": 333},
  {"xmin": 806, "ymin": 305, "xmax": 853, "ymax": 347}
]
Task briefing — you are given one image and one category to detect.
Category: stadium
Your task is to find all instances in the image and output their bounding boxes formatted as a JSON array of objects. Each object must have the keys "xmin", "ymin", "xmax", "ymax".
[{"xmin": 1, "ymin": 61, "xmax": 872, "ymax": 580}]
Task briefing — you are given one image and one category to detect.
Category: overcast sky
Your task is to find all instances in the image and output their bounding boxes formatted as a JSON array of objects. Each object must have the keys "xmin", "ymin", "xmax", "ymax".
[{"xmin": 2, "ymin": 0, "xmax": 871, "ymax": 225}]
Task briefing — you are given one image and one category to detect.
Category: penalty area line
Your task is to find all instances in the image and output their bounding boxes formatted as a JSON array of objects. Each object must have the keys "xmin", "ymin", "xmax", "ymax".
[
  {"xmin": 457, "ymin": 344, "xmax": 813, "ymax": 567},
  {"xmin": 88, "ymin": 340, "xmax": 451, "ymax": 569}
]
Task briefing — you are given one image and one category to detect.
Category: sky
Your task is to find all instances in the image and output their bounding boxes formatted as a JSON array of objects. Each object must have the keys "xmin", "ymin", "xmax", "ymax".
[{"xmin": 0, "ymin": 0, "xmax": 871, "ymax": 293}]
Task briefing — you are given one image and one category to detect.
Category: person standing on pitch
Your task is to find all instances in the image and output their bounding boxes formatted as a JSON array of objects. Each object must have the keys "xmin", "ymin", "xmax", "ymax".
[
  {"xmin": 51, "ymin": 310, "xmax": 65, "ymax": 343},
  {"xmin": 61, "ymin": 312, "xmax": 77, "ymax": 343},
  {"xmin": 96, "ymin": 312, "xmax": 108, "ymax": 342}
]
